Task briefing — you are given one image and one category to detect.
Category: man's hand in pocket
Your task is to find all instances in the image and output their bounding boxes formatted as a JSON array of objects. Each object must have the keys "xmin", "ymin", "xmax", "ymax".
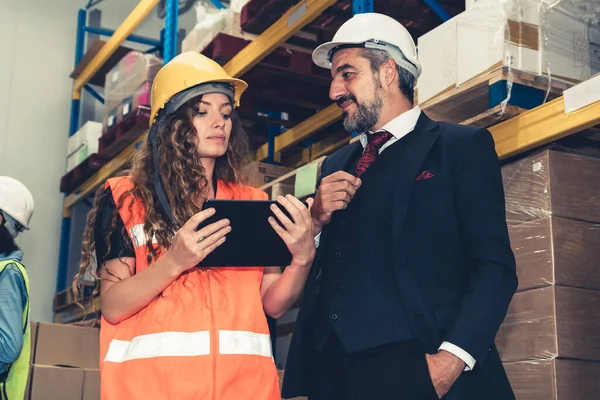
[{"xmin": 425, "ymin": 350, "xmax": 465, "ymax": 398}]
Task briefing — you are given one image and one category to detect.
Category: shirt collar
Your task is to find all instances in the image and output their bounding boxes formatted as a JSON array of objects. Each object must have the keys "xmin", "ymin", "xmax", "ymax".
[
  {"xmin": 359, "ymin": 106, "xmax": 422, "ymax": 148},
  {"xmin": 0, "ymin": 250, "xmax": 23, "ymax": 263}
]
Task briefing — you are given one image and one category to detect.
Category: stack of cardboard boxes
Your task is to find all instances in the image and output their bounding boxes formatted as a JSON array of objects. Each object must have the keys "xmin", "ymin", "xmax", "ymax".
[
  {"xmin": 182, "ymin": 0, "xmax": 254, "ymax": 54},
  {"xmin": 65, "ymin": 121, "xmax": 103, "ymax": 174},
  {"xmin": 499, "ymin": 148, "xmax": 600, "ymax": 399},
  {"xmin": 101, "ymin": 51, "xmax": 162, "ymax": 140},
  {"xmin": 25, "ymin": 322, "xmax": 100, "ymax": 400},
  {"xmin": 417, "ymin": 0, "xmax": 600, "ymax": 104},
  {"xmin": 241, "ymin": 161, "xmax": 293, "ymax": 189}
]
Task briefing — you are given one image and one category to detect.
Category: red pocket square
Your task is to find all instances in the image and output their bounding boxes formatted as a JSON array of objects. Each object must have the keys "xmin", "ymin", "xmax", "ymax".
[{"xmin": 415, "ymin": 170, "xmax": 435, "ymax": 181}]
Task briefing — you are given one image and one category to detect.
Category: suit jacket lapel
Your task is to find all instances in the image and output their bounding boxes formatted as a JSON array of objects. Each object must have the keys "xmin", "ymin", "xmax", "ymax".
[{"xmin": 391, "ymin": 114, "xmax": 439, "ymax": 264}]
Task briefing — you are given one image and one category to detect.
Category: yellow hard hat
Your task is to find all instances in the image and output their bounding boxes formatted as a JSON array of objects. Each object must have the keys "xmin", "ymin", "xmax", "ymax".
[{"xmin": 149, "ymin": 51, "xmax": 248, "ymax": 124}]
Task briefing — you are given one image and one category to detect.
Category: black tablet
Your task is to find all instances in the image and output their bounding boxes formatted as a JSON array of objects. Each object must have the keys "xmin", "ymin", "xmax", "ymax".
[{"xmin": 195, "ymin": 199, "xmax": 306, "ymax": 267}]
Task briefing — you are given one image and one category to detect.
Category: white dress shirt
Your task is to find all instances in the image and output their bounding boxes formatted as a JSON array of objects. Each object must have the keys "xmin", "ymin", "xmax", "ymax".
[{"xmin": 313, "ymin": 106, "xmax": 476, "ymax": 371}]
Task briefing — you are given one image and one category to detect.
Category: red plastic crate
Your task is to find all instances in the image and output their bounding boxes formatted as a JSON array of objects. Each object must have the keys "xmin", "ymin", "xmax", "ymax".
[
  {"xmin": 240, "ymin": 0, "xmax": 297, "ymax": 35},
  {"xmin": 98, "ymin": 106, "xmax": 150, "ymax": 159},
  {"xmin": 60, "ymin": 154, "xmax": 108, "ymax": 193},
  {"xmin": 203, "ymin": 33, "xmax": 330, "ymax": 80}
]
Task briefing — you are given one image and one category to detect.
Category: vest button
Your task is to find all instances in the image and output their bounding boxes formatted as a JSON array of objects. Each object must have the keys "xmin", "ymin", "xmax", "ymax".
[
  {"xmin": 307, "ymin": 302, "xmax": 314, "ymax": 307},
  {"xmin": 339, "ymin": 220, "xmax": 346, "ymax": 227},
  {"xmin": 334, "ymin": 283, "xmax": 342, "ymax": 290},
  {"xmin": 331, "ymin": 313, "xmax": 338, "ymax": 320},
  {"xmin": 336, "ymin": 252, "xmax": 342, "ymax": 258}
]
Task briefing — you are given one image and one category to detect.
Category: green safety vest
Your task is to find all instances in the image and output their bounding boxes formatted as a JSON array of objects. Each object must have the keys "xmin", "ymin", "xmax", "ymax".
[{"xmin": 0, "ymin": 260, "xmax": 30, "ymax": 400}]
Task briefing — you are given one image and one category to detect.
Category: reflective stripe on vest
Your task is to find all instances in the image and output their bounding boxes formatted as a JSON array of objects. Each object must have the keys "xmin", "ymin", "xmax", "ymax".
[
  {"xmin": 0, "ymin": 260, "xmax": 30, "ymax": 400},
  {"xmin": 104, "ymin": 330, "xmax": 272, "ymax": 363}
]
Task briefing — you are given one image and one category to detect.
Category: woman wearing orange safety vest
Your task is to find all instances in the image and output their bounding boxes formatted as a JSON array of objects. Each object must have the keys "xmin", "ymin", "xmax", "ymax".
[{"xmin": 74, "ymin": 52, "xmax": 316, "ymax": 400}]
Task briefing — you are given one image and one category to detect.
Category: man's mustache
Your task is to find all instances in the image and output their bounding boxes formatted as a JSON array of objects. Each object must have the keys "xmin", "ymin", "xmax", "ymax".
[{"xmin": 336, "ymin": 94, "xmax": 358, "ymax": 107}]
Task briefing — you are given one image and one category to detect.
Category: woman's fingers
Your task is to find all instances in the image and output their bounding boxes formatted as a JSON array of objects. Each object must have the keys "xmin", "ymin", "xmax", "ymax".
[
  {"xmin": 268, "ymin": 216, "xmax": 291, "ymax": 242},
  {"xmin": 194, "ymin": 218, "xmax": 230, "ymax": 242},
  {"xmin": 270, "ymin": 200, "xmax": 295, "ymax": 232}
]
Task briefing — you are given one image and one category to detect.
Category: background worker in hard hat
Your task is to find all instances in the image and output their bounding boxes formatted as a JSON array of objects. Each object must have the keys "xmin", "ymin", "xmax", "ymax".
[
  {"xmin": 0, "ymin": 176, "xmax": 34, "ymax": 400},
  {"xmin": 74, "ymin": 51, "xmax": 315, "ymax": 400},
  {"xmin": 283, "ymin": 13, "xmax": 517, "ymax": 400}
]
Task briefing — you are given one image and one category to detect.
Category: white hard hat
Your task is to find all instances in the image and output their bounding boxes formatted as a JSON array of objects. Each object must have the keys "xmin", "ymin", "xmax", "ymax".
[
  {"xmin": 0, "ymin": 176, "xmax": 34, "ymax": 230},
  {"xmin": 312, "ymin": 13, "xmax": 421, "ymax": 83}
]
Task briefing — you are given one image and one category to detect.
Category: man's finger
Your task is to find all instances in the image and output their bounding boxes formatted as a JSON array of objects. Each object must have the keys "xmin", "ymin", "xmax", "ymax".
[
  {"xmin": 323, "ymin": 180, "xmax": 359, "ymax": 198},
  {"xmin": 323, "ymin": 201, "xmax": 348, "ymax": 213},
  {"xmin": 322, "ymin": 171, "xmax": 361, "ymax": 187}
]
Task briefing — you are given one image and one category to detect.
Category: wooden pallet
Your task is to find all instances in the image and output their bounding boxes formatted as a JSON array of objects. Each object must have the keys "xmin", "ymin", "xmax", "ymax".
[
  {"xmin": 54, "ymin": 296, "xmax": 101, "ymax": 324},
  {"xmin": 420, "ymin": 67, "xmax": 573, "ymax": 128},
  {"xmin": 53, "ymin": 281, "xmax": 97, "ymax": 312}
]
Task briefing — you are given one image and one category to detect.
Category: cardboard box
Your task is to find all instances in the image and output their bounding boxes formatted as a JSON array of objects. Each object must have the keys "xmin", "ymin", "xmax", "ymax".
[
  {"xmin": 504, "ymin": 358, "xmax": 600, "ymax": 400},
  {"xmin": 508, "ymin": 216, "xmax": 600, "ymax": 291},
  {"xmin": 34, "ymin": 323, "xmax": 99, "ymax": 369},
  {"xmin": 417, "ymin": 1, "xmax": 600, "ymax": 104},
  {"xmin": 66, "ymin": 121, "xmax": 102, "ymax": 172},
  {"xmin": 29, "ymin": 321, "xmax": 38, "ymax": 363},
  {"xmin": 82, "ymin": 369, "xmax": 100, "ymax": 400},
  {"xmin": 270, "ymin": 182, "xmax": 295, "ymax": 200},
  {"xmin": 29, "ymin": 365, "xmax": 85, "ymax": 400},
  {"xmin": 103, "ymin": 51, "xmax": 161, "ymax": 132},
  {"xmin": 416, "ymin": 15, "xmax": 460, "ymax": 104},
  {"xmin": 502, "ymin": 149, "xmax": 600, "ymax": 226},
  {"xmin": 241, "ymin": 161, "xmax": 293, "ymax": 188},
  {"xmin": 120, "ymin": 81, "xmax": 151, "ymax": 121},
  {"xmin": 182, "ymin": 0, "xmax": 254, "ymax": 53},
  {"xmin": 495, "ymin": 286, "xmax": 600, "ymax": 362}
]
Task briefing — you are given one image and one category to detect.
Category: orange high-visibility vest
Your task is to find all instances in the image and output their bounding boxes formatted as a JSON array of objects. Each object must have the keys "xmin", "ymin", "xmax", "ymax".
[{"xmin": 100, "ymin": 176, "xmax": 280, "ymax": 400}]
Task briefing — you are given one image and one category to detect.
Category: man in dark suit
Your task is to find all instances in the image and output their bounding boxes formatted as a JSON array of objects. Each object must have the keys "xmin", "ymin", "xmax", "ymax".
[{"xmin": 282, "ymin": 12, "xmax": 518, "ymax": 400}]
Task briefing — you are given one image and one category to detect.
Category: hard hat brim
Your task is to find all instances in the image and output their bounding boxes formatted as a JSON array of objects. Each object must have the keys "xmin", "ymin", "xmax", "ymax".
[
  {"xmin": 151, "ymin": 77, "xmax": 248, "ymax": 124},
  {"xmin": 313, "ymin": 40, "xmax": 422, "ymax": 85},
  {"xmin": 1, "ymin": 209, "xmax": 30, "ymax": 230},
  {"xmin": 312, "ymin": 40, "xmax": 366, "ymax": 69},
  {"xmin": 166, "ymin": 82, "xmax": 239, "ymax": 116}
]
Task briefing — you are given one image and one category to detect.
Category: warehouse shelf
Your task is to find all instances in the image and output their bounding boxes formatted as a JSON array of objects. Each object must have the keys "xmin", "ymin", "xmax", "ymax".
[
  {"xmin": 63, "ymin": 131, "xmax": 149, "ymax": 214},
  {"xmin": 256, "ymin": 103, "xmax": 342, "ymax": 161},
  {"xmin": 69, "ymin": 39, "xmax": 135, "ymax": 88},
  {"xmin": 56, "ymin": 0, "xmax": 348, "ymax": 296},
  {"xmin": 60, "ymin": 0, "xmax": 340, "ymax": 213},
  {"xmin": 223, "ymin": 0, "xmax": 339, "ymax": 78},
  {"xmin": 57, "ymin": 0, "xmax": 599, "ymax": 322},
  {"xmin": 71, "ymin": 0, "xmax": 161, "ymax": 99},
  {"xmin": 54, "ymin": 296, "xmax": 102, "ymax": 325},
  {"xmin": 490, "ymin": 95, "xmax": 600, "ymax": 160},
  {"xmin": 264, "ymin": 66, "xmax": 595, "ymax": 164}
]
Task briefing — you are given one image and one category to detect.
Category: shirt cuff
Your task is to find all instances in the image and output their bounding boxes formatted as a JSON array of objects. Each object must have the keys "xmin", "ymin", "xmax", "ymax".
[
  {"xmin": 439, "ymin": 342, "xmax": 476, "ymax": 371},
  {"xmin": 314, "ymin": 232, "xmax": 321, "ymax": 248}
]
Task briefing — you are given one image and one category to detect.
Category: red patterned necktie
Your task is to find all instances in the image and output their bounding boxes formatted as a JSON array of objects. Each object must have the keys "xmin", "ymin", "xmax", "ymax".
[{"xmin": 355, "ymin": 130, "xmax": 393, "ymax": 178}]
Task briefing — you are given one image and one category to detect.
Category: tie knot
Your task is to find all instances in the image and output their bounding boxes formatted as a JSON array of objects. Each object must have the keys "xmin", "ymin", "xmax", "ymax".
[{"xmin": 367, "ymin": 130, "xmax": 393, "ymax": 149}]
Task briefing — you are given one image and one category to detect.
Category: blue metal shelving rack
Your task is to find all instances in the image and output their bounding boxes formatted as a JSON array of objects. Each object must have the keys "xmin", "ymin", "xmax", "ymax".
[{"xmin": 56, "ymin": 0, "xmax": 179, "ymax": 292}]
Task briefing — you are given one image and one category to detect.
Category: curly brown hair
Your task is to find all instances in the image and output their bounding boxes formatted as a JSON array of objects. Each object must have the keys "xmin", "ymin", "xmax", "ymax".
[{"xmin": 72, "ymin": 98, "xmax": 251, "ymax": 305}]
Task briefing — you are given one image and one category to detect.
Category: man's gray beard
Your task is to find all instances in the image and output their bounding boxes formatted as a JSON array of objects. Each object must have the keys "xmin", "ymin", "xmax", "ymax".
[{"xmin": 342, "ymin": 94, "xmax": 384, "ymax": 133}]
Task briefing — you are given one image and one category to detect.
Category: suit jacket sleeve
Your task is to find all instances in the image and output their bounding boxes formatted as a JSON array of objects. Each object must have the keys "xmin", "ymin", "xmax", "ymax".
[{"xmin": 443, "ymin": 128, "xmax": 518, "ymax": 368}]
